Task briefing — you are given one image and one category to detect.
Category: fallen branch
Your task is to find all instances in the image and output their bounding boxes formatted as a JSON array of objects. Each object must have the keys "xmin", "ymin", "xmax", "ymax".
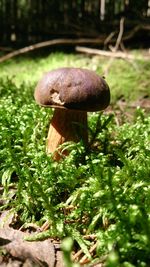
[
  {"xmin": 75, "ymin": 46, "xmax": 149, "ymax": 60},
  {"xmin": 0, "ymin": 23, "xmax": 149, "ymax": 63},
  {"xmin": 104, "ymin": 31, "xmax": 116, "ymax": 47},
  {"xmin": 103, "ymin": 17, "xmax": 125, "ymax": 75},
  {"xmin": 123, "ymin": 24, "xmax": 150, "ymax": 41},
  {"xmin": 113, "ymin": 17, "xmax": 125, "ymax": 52},
  {"xmin": 0, "ymin": 38, "xmax": 107, "ymax": 63}
]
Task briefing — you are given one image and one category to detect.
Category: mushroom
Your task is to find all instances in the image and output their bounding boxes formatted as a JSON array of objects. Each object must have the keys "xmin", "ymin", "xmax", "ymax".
[{"xmin": 34, "ymin": 67, "xmax": 110, "ymax": 160}]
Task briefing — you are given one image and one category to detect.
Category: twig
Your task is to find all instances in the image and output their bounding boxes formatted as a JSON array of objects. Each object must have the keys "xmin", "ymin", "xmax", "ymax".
[
  {"xmin": 123, "ymin": 24, "xmax": 150, "ymax": 41},
  {"xmin": 75, "ymin": 46, "xmax": 149, "ymax": 60},
  {"xmin": 79, "ymin": 242, "xmax": 98, "ymax": 265},
  {"xmin": 104, "ymin": 31, "xmax": 116, "ymax": 48},
  {"xmin": 0, "ymin": 23, "xmax": 149, "ymax": 63},
  {"xmin": 72, "ymin": 248, "xmax": 83, "ymax": 261},
  {"xmin": 73, "ymin": 243, "xmax": 97, "ymax": 264},
  {"xmin": 114, "ymin": 17, "xmax": 125, "ymax": 51},
  {"xmin": 0, "ymin": 38, "xmax": 112, "ymax": 63},
  {"xmin": 103, "ymin": 17, "xmax": 125, "ymax": 75},
  {"xmin": 40, "ymin": 220, "xmax": 50, "ymax": 231}
]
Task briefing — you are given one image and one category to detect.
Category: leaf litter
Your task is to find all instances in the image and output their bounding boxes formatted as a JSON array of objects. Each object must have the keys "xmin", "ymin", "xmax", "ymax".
[{"xmin": 0, "ymin": 211, "xmax": 64, "ymax": 267}]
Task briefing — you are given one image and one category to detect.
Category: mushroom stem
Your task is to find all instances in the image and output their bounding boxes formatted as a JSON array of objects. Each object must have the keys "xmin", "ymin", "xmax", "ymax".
[{"xmin": 47, "ymin": 108, "xmax": 88, "ymax": 160}]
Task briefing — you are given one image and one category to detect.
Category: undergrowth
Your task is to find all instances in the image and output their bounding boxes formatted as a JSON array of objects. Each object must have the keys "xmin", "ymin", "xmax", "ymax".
[{"xmin": 0, "ymin": 77, "xmax": 150, "ymax": 267}]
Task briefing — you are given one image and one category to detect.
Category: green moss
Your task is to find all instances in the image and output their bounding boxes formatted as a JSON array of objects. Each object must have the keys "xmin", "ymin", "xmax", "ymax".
[{"xmin": 0, "ymin": 52, "xmax": 150, "ymax": 266}]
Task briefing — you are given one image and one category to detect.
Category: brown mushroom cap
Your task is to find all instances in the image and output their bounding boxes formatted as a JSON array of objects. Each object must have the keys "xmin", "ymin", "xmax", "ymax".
[{"xmin": 34, "ymin": 67, "xmax": 110, "ymax": 111}]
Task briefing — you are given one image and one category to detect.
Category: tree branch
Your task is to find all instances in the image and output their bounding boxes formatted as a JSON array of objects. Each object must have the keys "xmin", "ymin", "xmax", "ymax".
[
  {"xmin": 103, "ymin": 17, "xmax": 125, "ymax": 75},
  {"xmin": 0, "ymin": 23, "xmax": 149, "ymax": 63},
  {"xmin": 0, "ymin": 38, "xmax": 107, "ymax": 63},
  {"xmin": 75, "ymin": 46, "xmax": 149, "ymax": 60}
]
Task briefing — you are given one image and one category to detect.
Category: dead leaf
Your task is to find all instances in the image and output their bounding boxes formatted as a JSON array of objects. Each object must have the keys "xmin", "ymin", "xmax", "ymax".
[
  {"xmin": 0, "ymin": 227, "xmax": 64, "ymax": 267},
  {"xmin": 0, "ymin": 210, "xmax": 16, "ymax": 229}
]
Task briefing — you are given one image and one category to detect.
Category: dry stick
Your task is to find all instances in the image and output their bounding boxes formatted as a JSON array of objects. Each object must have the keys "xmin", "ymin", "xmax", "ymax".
[
  {"xmin": 73, "ymin": 248, "xmax": 83, "ymax": 262},
  {"xmin": 79, "ymin": 242, "xmax": 98, "ymax": 265},
  {"xmin": 114, "ymin": 17, "xmax": 125, "ymax": 51},
  {"xmin": 75, "ymin": 46, "xmax": 149, "ymax": 60},
  {"xmin": 40, "ymin": 220, "xmax": 50, "ymax": 232},
  {"xmin": 73, "ymin": 235, "xmax": 97, "ymax": 262},
  {"xmin": 104, "ymin": 31, "xmax": 116, "ymax": 47},
  {"xmin": 0, "ymin": 38, "xmax": 109, "ymax": 63},
  {"xmin": 103, "ymin": 17, "xmax": 125, "ymax": 76},
  {"xmin": 124, "ymin": 24, "xmax": 150, "ymax": 41},
  {"xmin": 0, "ymin": 24, "xmax": 149, "ymax": 63},
  {"xmin": 76, "ymin": 20, "xmax": 150, "ymax": 72},
  {"xmin": 108, "ymin": 18, "xmax": 139, "ymax": 72}
]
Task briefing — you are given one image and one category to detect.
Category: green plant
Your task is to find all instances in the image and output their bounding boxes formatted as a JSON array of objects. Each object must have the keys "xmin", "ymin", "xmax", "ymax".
[{"xmin": 0, "ymin": 55, "xmax": 150, "ymax": 266}]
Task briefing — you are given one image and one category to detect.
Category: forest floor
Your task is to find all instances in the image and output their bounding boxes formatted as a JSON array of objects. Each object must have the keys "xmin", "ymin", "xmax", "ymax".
[{"xmin": 0, "ymin": 50, "xmax": 150, "ymax": 267}]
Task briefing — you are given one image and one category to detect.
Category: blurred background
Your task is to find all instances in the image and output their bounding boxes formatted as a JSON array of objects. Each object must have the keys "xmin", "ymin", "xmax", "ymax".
[
  {"xmin": 0, "ymin": 0, "xmax": 150, "ymax": 49},
  {"xmin": 0, "ymin": 0, "xmax": 150, "ymax": 106}
]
